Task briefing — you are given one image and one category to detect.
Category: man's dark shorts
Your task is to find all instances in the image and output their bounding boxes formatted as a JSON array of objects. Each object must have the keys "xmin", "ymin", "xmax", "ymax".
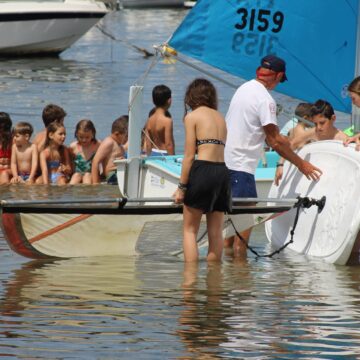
[{"xmin": 228, "ymin": 169, "xmax": 257, "ymax": 198}]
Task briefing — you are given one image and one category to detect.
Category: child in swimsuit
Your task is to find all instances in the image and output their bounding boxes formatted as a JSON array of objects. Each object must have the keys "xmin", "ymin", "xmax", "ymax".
[
  {"xmin": 69, "ymin": 119, "xmax": 100, "ymax": 185},
  {"xmin": 10, "ymin": 122, "xmax": 38, "ymax": 184},
  {"xmin": 173, "ymin": 78, "xmax": 230, "ymax": 263},
  {"xmin": 39, "ymin": 121, "xmax": 72, "ymax": 185},
  {"xmin": 0, "ymin": 112, "xmax": 13, "ymax": 185}
]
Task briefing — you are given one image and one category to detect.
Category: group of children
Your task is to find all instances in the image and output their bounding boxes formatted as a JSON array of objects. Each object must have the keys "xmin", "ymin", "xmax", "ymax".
[
  {"xmin": 0, "ymin": 104, "xmax": 129, "ymax": 185},
  {"xmin": 0, "ymin": 82, "xmax": 178, "ymax": 186}
]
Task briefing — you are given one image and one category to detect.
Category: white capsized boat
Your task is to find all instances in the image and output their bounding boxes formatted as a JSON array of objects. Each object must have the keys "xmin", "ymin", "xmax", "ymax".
[
  {"xmin": 265, "ymin": 141, "xmax": 360, "ymax": 265},
  {"xmin": 0, "ymin": 0, "xmax": 109, "ymax": 56}
]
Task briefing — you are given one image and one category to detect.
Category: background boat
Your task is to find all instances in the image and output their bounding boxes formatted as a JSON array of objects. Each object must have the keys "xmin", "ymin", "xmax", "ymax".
[
  {"xmin": 119, "ymin": 0, "xmax": 183, "ymax": 8},
  {"xmin": 0, "ymin": 0, "xmax": 109, "ymax": 56},
  {"xmin": 183, "ymin": 0, "xmax": 195, "ymax": 8}
]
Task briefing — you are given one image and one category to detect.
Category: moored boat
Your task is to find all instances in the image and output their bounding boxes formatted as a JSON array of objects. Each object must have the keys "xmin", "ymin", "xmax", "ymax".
[
  {"xmin": 183, "ymin": 1, "xmax": 196, "ymax": 8},
  {"xmin": 0, "ymin": 0, "xmax": 109, "ymax": 56},
  {"xmin": 118, "ymin": 0, "xmax": 183, "ymax": 8}
]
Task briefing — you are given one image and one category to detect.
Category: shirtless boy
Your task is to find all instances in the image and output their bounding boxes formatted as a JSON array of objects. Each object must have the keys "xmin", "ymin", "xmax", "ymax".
[
  {"xmin": 91, "ymin": 115, "xmax": 128, "ymax": 184},
  {"xmin": 10, "ymin": 122, "xmax": 38, "ymax": 184},
  {"xmin": 275, "ymin": 99, "xmax": 347, "ymax": 185},
  {"xmin": 144, "ymin": 84, "xmax": 175, "ymax": 156},
  {"xmin": 33, "ymin": 104, "xmax": 67, "ymax": 152},
  {"xmin": 280, "ymin": 102, "xmax": 313, "ymax": 138}
]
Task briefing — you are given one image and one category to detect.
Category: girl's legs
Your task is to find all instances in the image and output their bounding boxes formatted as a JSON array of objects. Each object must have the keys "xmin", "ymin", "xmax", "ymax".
[
  {"xmin": 82, "ymin": 172, "xmax": 92, "ymax": 184},
  {"xmin": 70, "ymin": 173, "xmax": 82, "ymax": 185},
  {"xmin": 57, "ymin": 175, "xmax": 68, "ymax": 185},
  {"xmin": 206, "ymin": 211, "xmax": 224, "ymax": 262},
  {"xmin": 183, "ymin": 205, "xmax": 203, "ymax": 262}
]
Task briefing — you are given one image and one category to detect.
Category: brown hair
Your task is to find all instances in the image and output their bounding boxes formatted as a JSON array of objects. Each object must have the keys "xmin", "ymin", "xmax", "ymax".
[
  {"xmin": 44, "ymin": 121, "xmax": 66, "ymax": 150},
  {"xmin": 13, "ymin": 122, "xmax": 33, "ymax": 137},
  {"xmin": 310, "ymin": 99, "xmax": 335, "ymax": 120},
  {"xmin": 0, "ymin": 112, "xmax": 12, "ymax": 150},
  {"xmin": 111, "ymin": 115, "xmax": 128, "ymax": 134},
  {"xmin": 294, "ymin": 103, "xmax": 312, "ymax": 120},
  {"xmin": 74, "ymin": 119, "xmax": 97, "ymax": 142},
  {"xmin": 184, "ymin": 78, "xmax": 218, "ymax": 116},
  {"xmin": 348, "ymin": 76, "xmax": 360, "ymax": 95},
  {"xmin": 42, "ymin": 104, "xmax": 67, "ymax": 127}
]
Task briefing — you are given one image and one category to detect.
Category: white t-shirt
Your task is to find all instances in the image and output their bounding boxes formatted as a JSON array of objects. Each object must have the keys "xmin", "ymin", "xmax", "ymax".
[{"xmin": 225, "ymin": 79, "xmax": 278, "ymax": 174}]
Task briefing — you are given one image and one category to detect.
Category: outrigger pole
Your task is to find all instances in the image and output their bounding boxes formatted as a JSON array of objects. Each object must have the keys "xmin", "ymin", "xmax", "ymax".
[{"xmin": 0, "ymin": 196, "xmax": 325, "ymax": 215}]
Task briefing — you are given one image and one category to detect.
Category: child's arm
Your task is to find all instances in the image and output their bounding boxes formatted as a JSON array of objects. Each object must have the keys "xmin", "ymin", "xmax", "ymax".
[
  {"xmin": 143, "ymin": 124, "xmax": 152, "ymax": 156},
  {"xmin": 39, "ymin": 150, "xmax": 49, "ymax": 185},
  {"xmin": 10, "ymin": 144, "xmax": 19, "ymax": 183},
  {"xmin": 91, "ymin": 140, "xmax": 111, "ymax": 184},
  {"xmin": 164, "ymin": 118, "xmax": 175, "ymax": 155},
  {"xmin": 60, "ymin": 147, "xmax": 73, "ymax": 177},
  {"xmin": 28, "ymin": 144, "xmax": 39, "ymax": 183}
]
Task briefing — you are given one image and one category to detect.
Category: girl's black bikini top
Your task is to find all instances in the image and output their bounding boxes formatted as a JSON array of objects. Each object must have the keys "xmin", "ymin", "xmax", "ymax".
[{"xmin": 196, "ymin": 139, "xmax": 225, "ymax": 146}]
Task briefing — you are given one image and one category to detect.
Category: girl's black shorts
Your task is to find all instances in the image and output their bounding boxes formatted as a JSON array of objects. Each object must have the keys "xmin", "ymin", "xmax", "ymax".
[{"xmin": 184, "ymin": 160, "xmax": 232, "ymax": 213}]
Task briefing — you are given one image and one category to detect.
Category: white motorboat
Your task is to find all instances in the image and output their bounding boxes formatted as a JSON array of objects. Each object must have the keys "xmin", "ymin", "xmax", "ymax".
[
  {"xmin": 183, "ymin": 1, "xmax": 195, "ymax": 8},
  {"xmin": 0, "ymin": 0, "xmax": 109, "ymax": 56},
  {"xmin": 118, "ymin": 0, "xmax": 183, "ymax": 8}
]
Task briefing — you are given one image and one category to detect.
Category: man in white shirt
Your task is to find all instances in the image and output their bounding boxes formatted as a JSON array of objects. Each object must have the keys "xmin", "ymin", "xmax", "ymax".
[{"xmin": 224, "ymin": 55, "xmax": 322, "ymax": 256}]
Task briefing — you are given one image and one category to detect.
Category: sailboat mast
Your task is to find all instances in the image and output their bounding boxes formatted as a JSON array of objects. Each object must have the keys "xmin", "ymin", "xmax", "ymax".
[{"xmin": 353, "ymin": 0, "xmax": 360, "ymax": 133}]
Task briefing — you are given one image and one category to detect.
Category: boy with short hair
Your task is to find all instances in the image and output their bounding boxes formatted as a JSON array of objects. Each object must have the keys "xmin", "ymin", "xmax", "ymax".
[
  {"xmin": 275, "ymin": 99, "xmax": 347, "ymax": 185},
  {"xmin": 91, "ymin": 115, "xmax": 128, "ymax": 184},
  {"xmin": 10, "ymin": 122, "xmax": 38, "ymax": 184},
  {"xmin": 280, "ymin": 102, "xmax": 313, "ymax": 137},
  {"xmin": 33, "ymin": 104, "xmax": 67, "ymax": 152},
  {"xmin": 144, "ymin": 84, "xmax": 175, "ymax": 156}
]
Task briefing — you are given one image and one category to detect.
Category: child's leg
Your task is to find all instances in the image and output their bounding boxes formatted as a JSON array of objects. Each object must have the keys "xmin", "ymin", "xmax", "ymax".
[
  {"xmin": 0, "ymin": 170, "xmax": 11, "ymax": 185},
  {"xmin": 56, "ymin": 175, "xmax": 68, "ymax": 185},
  {"xmin": 206, "ymin": 211, "xmax": 224, "ymax": 262},
  {"xmin": 35, "ymin": 175, "xmax": 43, "ymax": 184},
  {"xmin": 70, "ymin": 173, "xmax": 82, "ymax": 185},
  {"xmin": 183, "ymin": 205, "xmax": 203, "ymax": 262},
  {"xmin": 82, "ymin": 172, "xmax": 92, "ymax": 185}
]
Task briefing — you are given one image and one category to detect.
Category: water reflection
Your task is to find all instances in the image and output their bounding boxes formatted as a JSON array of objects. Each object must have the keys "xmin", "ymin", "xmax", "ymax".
[
  {"xmin": 179, "ymin": 262, "xmax": 228, "ymax": 359},
  {"xmin": 1, "ymin": 253, "xmax": 360, "ymax": 358}
]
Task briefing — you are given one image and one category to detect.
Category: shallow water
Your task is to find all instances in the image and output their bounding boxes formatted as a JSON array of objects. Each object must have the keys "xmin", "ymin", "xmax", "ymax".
[{"xmin": 0, "ymin": 8, "xmax": 359, "ymax": 359}]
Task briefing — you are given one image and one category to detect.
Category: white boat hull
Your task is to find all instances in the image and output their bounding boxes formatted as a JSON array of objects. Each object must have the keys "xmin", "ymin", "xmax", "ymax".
[
  {"xmin": 119, "ymin": 0, "xmax": 183, "ymax": 8},
  {"xmin": 265, "ymin": 141, "xmax": 360, "ymax": 265},
  {"xmin": 0, "ymin": 1, "xmax": 108, "ymax": 55}
]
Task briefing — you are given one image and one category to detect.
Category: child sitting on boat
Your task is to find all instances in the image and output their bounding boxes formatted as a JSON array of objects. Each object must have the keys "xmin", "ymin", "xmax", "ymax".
[
  {"xmin": 0, "ymin": 112, "xmax": 13, "ymax": 185},
  {"xmin": 91, "ymin": 115, "xmax": 128, "ymax": 185},
  {"xmin": 280, "ymin": 102, "xmax": 313, "ymax": 137},
  {"xmin": 144, "ymin": 84, "xmax": 175, "ymax": 156},
  {"xmin": 39, "ymin": 121, "xmax": 72, "ymax": 185},
  {"xmin": 275, "ymin": 99, "xmax": 348, "ymax": 185},
  {"xmin": 10, "ymin": 122, "xmax": 38, "ymax": 184},
  {"xmin": 69, "ymin": 119, "xmax": 101, "ymax": 185},
  {"xmin": 33, "ymin": 104, "xmax": 67, "ymax": 152}
]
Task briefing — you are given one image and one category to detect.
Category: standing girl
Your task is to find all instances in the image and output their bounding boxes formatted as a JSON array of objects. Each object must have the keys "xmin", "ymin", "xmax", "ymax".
[
  {"xmin": 0, "ymin": 112, "xmax": 13, "ymax": 185},
  {"xmin": 69, "ymin": 119, "xmax": 100, "ymax": 184},
  {"xmin": 174, "ymin": 78, "xmax": 231, "ymax": 262},
  {"xmin": 39, "ymin": 122, "xmax": 72, "ymax": 185}
]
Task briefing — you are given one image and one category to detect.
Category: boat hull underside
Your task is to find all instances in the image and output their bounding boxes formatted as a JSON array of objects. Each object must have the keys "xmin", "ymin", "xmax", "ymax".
[{"xmin": 0, "ymin": 17, "xmax": 101, "ymax": 55}]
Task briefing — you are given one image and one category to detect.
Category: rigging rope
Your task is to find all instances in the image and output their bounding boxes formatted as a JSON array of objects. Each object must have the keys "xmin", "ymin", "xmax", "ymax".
[{"xmin": 227, "ymin": 196, "xmax": 325, "ymax": 260}]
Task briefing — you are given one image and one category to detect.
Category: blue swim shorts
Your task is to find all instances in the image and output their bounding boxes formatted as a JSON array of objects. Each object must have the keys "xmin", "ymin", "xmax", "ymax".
[{"xmin": 228, "ymin": 169, "xmax": 257, "ymax": 198}]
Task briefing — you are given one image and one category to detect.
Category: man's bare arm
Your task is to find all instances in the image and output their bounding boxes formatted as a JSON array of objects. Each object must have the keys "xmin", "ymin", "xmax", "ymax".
[{"xmin": 264, "ymin": 124, "xmax": 322, "ymax": 181}]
